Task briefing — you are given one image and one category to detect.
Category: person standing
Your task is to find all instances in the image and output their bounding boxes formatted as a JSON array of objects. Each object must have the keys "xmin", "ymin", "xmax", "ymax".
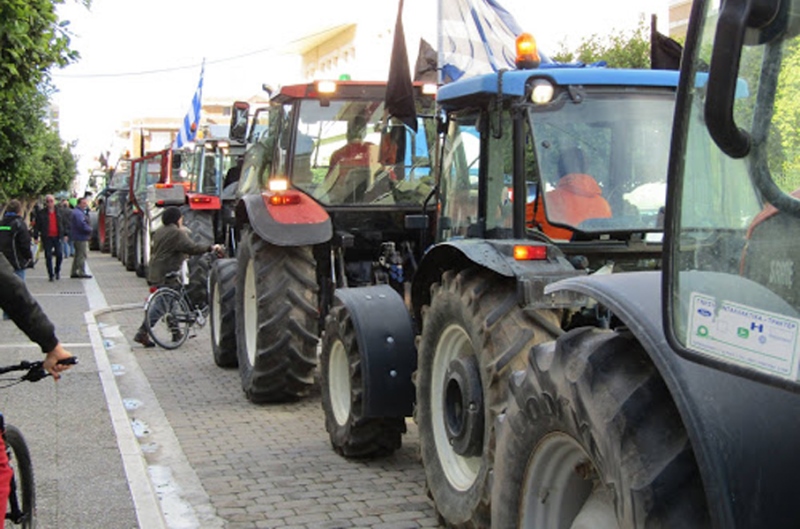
[
  {"xmin": 133, "ymin": 206, "xmax": 222, "ymax": 347},
  {"xmin": 32, "ymin": 195, "xmax": 67, "ymax": 281},
  {"xmin": 58, "ymin": 199, "xmax": 73, "ymax": 259},
  {"xmin": 69, "ymin": 197, "xmax": 92, "ymax": 279},
  {"xmin": 0, "ymin": 200, "xmax": 33, "ymax": 320}
]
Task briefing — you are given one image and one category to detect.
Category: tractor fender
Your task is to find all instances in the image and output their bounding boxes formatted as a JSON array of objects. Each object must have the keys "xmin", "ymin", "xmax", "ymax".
[
  {"xmin": 236, "ymin": 192, "xmax": 331, "ymax": 246},
  {"xmin": 546, "ymin": 271, "xmax": 800, "ymax": 529},
  {"xmin": 411, "ymin": 239, "xmax": 584, "ymax": 322},
  {"xmin": 334, "ymin": 285, "xmax": 417, "ymax": 418}
]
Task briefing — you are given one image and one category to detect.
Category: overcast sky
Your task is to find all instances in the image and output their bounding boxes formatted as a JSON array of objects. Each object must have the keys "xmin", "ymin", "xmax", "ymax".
[{"xmin": 52, "ymin": 0, "xmax": 667, "ymax": 185}]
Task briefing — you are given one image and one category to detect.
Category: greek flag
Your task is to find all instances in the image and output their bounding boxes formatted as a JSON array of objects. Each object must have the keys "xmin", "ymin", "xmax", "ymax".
[
  {"xmin": 439, "ymin": 0, "xmax": 550, "ymax": 83},
  {"xmin": 174, "ymin": 61, "xmax": 204, "ymax": 148}
]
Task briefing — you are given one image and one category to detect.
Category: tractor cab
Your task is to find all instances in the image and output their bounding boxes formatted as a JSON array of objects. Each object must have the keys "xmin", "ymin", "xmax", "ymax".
[
  {"xmin": 665, "ymin": 0, "xmax": 800, "ymax": 392},
  {"xmin": 435, "ymin": 34, "xmax": 680, "ymax": 275}
]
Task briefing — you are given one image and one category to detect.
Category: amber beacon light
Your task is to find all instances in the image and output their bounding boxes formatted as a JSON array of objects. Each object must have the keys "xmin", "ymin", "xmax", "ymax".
[{"xmin": 515, "ymin": 33, "xmax": 541, "ymax": 70}]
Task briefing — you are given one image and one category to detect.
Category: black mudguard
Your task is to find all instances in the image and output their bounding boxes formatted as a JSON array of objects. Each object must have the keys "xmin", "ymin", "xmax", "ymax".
[
  {"xmin": 411, "ymin": 239, "xmax": 584, "ymax": 322},
  {"xmin": 238, "ymin": 192, "xmax": 332, "ymax": 247},
  {"xmin": 334, "ymin": 285, "xmax": 417, "ymax": 418},
  {"xmin": 547, "ymin": 271, "xmax": 800, "ymax": 529}
]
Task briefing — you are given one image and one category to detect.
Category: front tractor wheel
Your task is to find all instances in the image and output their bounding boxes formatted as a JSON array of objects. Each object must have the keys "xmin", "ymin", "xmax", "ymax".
[
  {"xmin": 320, "ymin": 304, "xmax": 405, "ymax": 457},
  {"xmin": 492, "ymin": 327, "xmax": 709, "ymax": 529},
  {"xmin": 235, "ymin": 228, "xmax": 319, "ymax": 403},
  {"xmin": 416, "ymin": 268, "xmax": 560, "ymax": 528}
]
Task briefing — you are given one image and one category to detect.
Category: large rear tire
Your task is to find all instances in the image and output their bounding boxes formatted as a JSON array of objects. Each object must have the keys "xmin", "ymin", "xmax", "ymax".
[
  {"xmin": 89, "ymin": 211, "xmax": 100, "ymax": 251},
  {"xmin": 124, "ymin": 210, "xmax": 139, "ymax": 272},
  {"xmin": 492, "ymin": 327, "xmax": 709, "ymax": 529},
  {"xmin": 109, "ymin": 217, "xmax": 118, "ymax": 257},
  {"xmin": 320, "ymin": 304, "xmax": 405, "ymax": 457},
  {"xmin": 181, "ymin": 208, "xmax": 214, "ymax": 307},
  {"xmin": 415, "ymin": 268, "xmax": 559, "ymax": 528},
  {"xmin": 235, "ymin": 228, "xmax": 318, "ymax": 403},
  {"xmin": 99, "ymin": 209, "xmax": 110, "ymax": 253},
  {"xmin": 210, "ymin": 258, "xmax": 237, "ymax": 368}
]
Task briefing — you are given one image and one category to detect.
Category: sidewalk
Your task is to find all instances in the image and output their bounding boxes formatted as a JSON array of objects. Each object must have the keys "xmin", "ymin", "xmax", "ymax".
[{"xmin": 0, "ymin": 254, "xmax": 145, "ymax": 528}]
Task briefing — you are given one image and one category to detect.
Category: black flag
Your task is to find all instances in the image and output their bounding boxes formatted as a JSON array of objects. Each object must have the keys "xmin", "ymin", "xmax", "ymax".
[
  {"xmin": 414, "ymin": 38, "xmax": 438, "ymax": 83},
  {"xmin": 650, "ymin": 14, "xmax": 682, "ymax": 70},
  {"xmin": 386, "ymin": 0, "xmax": 417, "ymax": 132}
]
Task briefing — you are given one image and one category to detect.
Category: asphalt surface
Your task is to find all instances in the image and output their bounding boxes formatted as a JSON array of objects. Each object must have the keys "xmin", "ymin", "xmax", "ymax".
[{"xmin": 0, "ymin": 249, "xmax": 441, "ymax": 528}]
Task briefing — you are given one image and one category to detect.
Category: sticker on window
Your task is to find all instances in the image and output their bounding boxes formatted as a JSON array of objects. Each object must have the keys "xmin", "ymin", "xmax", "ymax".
[{"xmin": 688, "ymin": 292, "xmax": 800, "ymax": 381}]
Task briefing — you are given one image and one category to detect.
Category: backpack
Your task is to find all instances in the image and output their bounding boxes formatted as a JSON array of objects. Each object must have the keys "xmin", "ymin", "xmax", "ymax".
[{"xmin": 0, "ymin": 217, "xmax": 32, "ymax": 271}]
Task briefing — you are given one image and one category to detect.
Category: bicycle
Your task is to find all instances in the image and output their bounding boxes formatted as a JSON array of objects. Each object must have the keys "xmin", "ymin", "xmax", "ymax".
[
  {"xmin": 144, "ymin": 268, "xmax": 209, "ymax": 350},
  {"xmin": 0, "ymin": 357, "xmax": 77, "ymax": 528}
]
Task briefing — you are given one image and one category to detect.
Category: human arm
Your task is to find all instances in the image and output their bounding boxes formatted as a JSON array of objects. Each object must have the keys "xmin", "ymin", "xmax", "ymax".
[{"xmin": 0, "ymin": 254, "xmax": 58, "ymax": 353}]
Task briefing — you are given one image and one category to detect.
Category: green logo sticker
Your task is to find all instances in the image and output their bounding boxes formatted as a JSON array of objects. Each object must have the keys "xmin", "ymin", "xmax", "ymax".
[
  {"xmin": 737, "ymin": 327, "xmax": 749, "ymax": 339},
  {"xmin": 697, "ymin": 325, "xmax": 709, "ymax": 337}
]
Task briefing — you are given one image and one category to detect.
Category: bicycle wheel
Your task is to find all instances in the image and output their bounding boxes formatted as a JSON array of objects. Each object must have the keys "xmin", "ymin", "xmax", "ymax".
[
  {"xmin": 4, "ymin": 425, "xmax": 35, "ymax": 529},
  {"xmin": 145, "ymin": 288, "xmax": 192, "ymax": 349}
]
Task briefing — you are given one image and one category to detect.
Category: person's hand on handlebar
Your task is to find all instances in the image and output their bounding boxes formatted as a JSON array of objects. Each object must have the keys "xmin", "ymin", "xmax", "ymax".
[
  {"xmin": 43, "ymin": 343, "xmax": 74, "ymax": 380},
  {"xmin": 210, "ymin": 244, "xmax": 225, "ymax": 257}
]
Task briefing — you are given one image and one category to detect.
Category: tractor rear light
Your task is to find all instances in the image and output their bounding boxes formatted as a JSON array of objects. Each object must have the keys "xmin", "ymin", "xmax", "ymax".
[
  {"xmin": 190, "ymin": 196, "xmax": 212, "ymax": 204},
  {"xmin": 155, "ymin": 183, "xmax": 173, "ymax": 189},
  {"xmin": 422, "ymin": 83, "xmax": 438, "ymax": 95},
  {"xmin": 149, "ymin": 286, "xmax": 158, "ymax": 294},
  {"xmin": 268, "ymin": 178, "xmax": 289, "ymax": 192},
  {"xmin": 514, "ymin": 245, "xmax": 548, "ymax": 261},
  {"xmin": 269, "ymin": 193, "xmax": 302, "ymax": 206},
  {"xmin": 531, "ymin": 79, "xmax": 554, "ymax": 104},
  {"xmin": 317, "ymin": 80, "xmax": 337, "ymax": 94}
]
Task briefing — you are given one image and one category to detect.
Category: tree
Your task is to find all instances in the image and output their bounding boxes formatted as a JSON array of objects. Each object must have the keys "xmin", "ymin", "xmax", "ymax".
[
  {"xmin": 552, "ymin": 17, "xmax": 651, "ymax": 69},
  {"xmin": 0, "ymin": 0, "xmax": 84, "ymax": 200}
]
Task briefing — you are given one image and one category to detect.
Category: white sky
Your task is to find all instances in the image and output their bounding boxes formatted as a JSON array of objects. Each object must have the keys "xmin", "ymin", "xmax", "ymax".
[{"xmin": 52, "ymin": 0, "xmax": 667, "ymax": 186}]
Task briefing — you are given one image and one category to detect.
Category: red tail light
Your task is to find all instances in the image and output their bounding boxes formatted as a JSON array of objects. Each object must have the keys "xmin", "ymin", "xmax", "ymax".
[{"xmin": 513, "ymin": 245, "xmax": 548, "ymax": 260}]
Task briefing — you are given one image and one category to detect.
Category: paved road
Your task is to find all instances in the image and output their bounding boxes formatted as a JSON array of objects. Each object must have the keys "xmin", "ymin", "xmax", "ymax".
[{"xmin": 0, "ymin": 250, "xmax": 441, "ymax": 528}]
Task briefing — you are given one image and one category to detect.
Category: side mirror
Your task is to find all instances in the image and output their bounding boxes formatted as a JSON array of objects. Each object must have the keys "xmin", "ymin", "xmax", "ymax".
[{"xmin": 229, "ymin": 101, "xmax": 250, "ymax": 142}]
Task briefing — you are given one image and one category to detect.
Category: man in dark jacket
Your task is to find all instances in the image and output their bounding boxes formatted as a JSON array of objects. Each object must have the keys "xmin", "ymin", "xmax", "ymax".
[
  {"xmin": 69, "ymin": 197, "xmax": 93, "ymax": 279},
  {"xmin": 133, "ymin": 206, "xmax": 222, "ymax": 347},
  {"xmin": 0, "ymin": 252, "xmax": 74, "ymax": 508},
  {"xmin": 32, "ymin": 195, "xmax": 68, "ymax": 281}
]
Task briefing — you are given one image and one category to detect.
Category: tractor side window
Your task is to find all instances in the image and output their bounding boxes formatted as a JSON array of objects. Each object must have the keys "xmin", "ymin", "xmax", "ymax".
[
  {"xmin": 439, "ymin": 111, "xmax": 480, "ymax": 240},
  {"xmin": 485, "ymin": 111, "xmax": 514, "ymax": 235}
]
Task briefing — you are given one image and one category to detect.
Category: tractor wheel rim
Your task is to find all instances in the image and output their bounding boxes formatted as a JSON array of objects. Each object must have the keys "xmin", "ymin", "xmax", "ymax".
[
  {"xmin": 212, "ymin": 281, "xmax": 221, "ymax": 347},
  {"xmin": 329, "ymin": 339, "xmax": 351, "ymax": 425},
  {"xmin": 431, "ymin": 323, "xmax": 480, "ymax": 491},
  {"xmin": 520, "ymin": 433, "xmax": 619, "ymax": 529},
  {"xmin": 244, "ymin": 258, "xmax": 257, "ymax": 367}
]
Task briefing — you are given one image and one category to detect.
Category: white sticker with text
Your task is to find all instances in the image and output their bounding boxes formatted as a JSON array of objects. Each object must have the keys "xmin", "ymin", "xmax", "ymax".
[{"xmin": 688, "ymin": 293, "xmax": 800, "ymax": 381}]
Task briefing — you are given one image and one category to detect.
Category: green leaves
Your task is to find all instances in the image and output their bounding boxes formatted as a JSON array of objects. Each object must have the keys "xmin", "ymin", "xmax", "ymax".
[
  {"xmin": 551, "ymin": 17, "xmax": 651, "ymax": 69},
  {"xmin": 0, "ymin": 0, "xmax": 83, "ymax": 200}
]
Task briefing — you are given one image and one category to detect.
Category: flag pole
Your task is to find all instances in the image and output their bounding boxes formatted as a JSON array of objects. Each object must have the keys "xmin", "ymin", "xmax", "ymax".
[{"xmin": 437, "ymin": 0, "xmax": 443, "ymax": 85}]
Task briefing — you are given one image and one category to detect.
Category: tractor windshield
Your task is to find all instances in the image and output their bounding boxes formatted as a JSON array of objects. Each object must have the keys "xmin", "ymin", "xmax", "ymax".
[
  {"xmin": 528, "ymin": 90, "xmax": 675, "ymax": 238},
  {"xmin": 291, "ymin": 99, "xmax": 436, "ymax": 206}
]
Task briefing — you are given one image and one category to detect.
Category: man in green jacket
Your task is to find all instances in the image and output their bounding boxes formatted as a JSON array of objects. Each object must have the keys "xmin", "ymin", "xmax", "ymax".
[{"xmin": 133, "ymin": 206, "xmax": 222, "ymax": 347}]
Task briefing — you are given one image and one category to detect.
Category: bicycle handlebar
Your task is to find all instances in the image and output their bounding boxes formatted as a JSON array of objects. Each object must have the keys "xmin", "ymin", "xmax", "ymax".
[{"xmin": 0, "ymin": 357, "xmax": 78, "ymax": 382}]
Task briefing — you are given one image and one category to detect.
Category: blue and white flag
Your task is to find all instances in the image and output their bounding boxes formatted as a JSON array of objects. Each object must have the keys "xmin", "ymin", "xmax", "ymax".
[
  {"xmin": 174, "ymin": 61, "xmax": 204, "ymax": 148},
  {"xmin": 439, "ymin": 0, "xmax": 550, "ymax": 83}
]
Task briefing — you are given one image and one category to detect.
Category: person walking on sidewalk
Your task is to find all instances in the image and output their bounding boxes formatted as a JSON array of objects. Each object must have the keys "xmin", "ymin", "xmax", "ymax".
[
  {"xmin": 69, "ymin": 197, "xmax": 93, "ymax": 279},
  {"xmin": 133, "ymin": 206, "xmax": 222, "ymax": 347},
  {"xmin": 32, "ymin": 195, "xmax": 67, "ymax": 281},
  {"xmin": 0, "ymin": 252, "xmax": 75, "ymax": 508},
  {"xmin": 58, "ymin": 199, "xmax": 74, "ymax": 259},
  {"xmin": 0, "ymin": 200, "xmax": 34, "ymax": 320}
]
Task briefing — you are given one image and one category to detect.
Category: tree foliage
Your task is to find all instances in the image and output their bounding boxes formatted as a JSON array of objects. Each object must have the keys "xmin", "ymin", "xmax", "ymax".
[
  {"xmin": 551, "ymin": 17, "xmax": 651, "ymax": 69},
  {"xmin": 0, "ymin": 0, "xmax": 83, "ymax": 201}
]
